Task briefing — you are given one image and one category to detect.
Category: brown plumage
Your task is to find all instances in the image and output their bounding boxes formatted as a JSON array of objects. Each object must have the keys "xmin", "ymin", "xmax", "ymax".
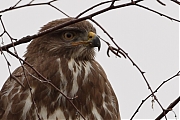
[{"xmin": 0, "ymin": 18, "xmax": 120, "ymax": 120}]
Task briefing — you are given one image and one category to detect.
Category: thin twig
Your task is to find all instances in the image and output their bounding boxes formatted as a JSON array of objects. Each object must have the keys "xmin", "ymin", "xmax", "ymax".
[
  {"xmin": 2, "ymin": 0, "xmax": 167, "ymax": 52},
  {"xmin": 157, "ymin": 0, "xmax": 166, "ymax": 6},
  {"xmin": 135, "ymin": 4, "xmax": 180, "ymax": 22},
  {"xmin": 90, "ymin": 18, "xmax": 165, "ymax": 115},
  {"xmin": 155, "ymin": 96, "xmax": 180, "ymax": 120},
  {"xmin": 10, "ymin": 74, "xmax": 25, "ymax": 88},
  {"xmin": 48, "ymin": 3, "xmax": 69, "ymax": 17},
  {"xmin": 170, "ymin": 0, "xmax": 180, "ymax": 5},
  {"xmin": 98, "ymin": 36, "xmax": 126, "ymax": 58},
  {"xmin": 6, "ymin": 50, "xmax": 86, "ymax": 120},
  {"xmin": 90, "ymin": 18, "xmax": 126, "ymax": 57},
  {"xmin": 0, "ymin": 0, "xmax": 59, "ymax": 14},
  {"xmin": 29, "ymin": 0, "xmax": 35, "ymax": 4},
  {"xmin": 12, "ymin": 0, "xmax": 22, "ymax": 8},
  {"xmin": 110, "ymin": 0, "xmax": 116, "ymax": 7},
  {"xmin": 0, "ymin": 0, "xmax": 179, "ymax": 119},
  {"xmin": 76, "ymin": 0, "xmax": 117, "ymax": 18},
  {"xmin": 130, "ymin": 71, "xmax": 180, "ymax": 119},
  {"xmin": 21, "ymin": 65, "xmax": 42, "ymax": 120}
]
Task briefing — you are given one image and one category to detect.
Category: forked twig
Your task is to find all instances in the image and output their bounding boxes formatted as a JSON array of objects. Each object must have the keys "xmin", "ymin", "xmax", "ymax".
[
  {"xmin": 135, "ymin": 4, "xmax": 180, "ymax": 22},
  {"xmin": 156, "ymin": 96, "xmax": 180, "ymax": 120},
  {"xmin": 0, "ymin": 0, "xmax": 144, "ymax": 51},
  {"xmin": 0, "ymin": 0, "xmax": 64, "ymax": 16},
  {"xmin": 130, "ymin": 71, "xmax": 180, "ymax": 119},
  {"xmin": 90, "ymin": 18, "xmax": 166, "ymax": 118},
  {"xmin": 0, "ymin": 0, "xmax": 179, "ymax": 119},
  {"xmin": 6, "ymin": 50, "xmax": 86, "ymax": 120}
]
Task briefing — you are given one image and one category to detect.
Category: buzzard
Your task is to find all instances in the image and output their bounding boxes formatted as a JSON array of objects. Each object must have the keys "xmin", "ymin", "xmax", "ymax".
[{"xmin": 0, "ymin": 18, "xmax": 120, "ymax": 120}]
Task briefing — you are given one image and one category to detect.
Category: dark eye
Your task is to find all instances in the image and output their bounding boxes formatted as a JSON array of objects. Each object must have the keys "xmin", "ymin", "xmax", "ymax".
[{"xmin": 63, "ymin": 32, "xmax": 75, "ymax": 40}]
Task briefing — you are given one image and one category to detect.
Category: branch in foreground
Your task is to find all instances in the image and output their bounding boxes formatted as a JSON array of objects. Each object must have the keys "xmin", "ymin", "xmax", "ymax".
[
  {"xmin": 155, "ymin": 96, "xmax": 180, "ymax": 120},
  {"xmin": 0, "ymin": 0, "xmax": 69, "ymax": 17},
  {"xmin": 22, "ymin": 65, "xmax": 42, "ymax": 120},
  {"xmin": 76, "ymin": 0, "xmax": 115, "ymax": 18},
  {"xmin": 0, "ymin": 0, "xmax": 179, "ymax": 119},
  {"xmin": 6, "ymin": 50, "xmax": 86, "ymax": 120},
  {"xmin": 157, "ymin": 0, "xmax": 166, "ymax": 6},
  {"xmin": 90, "ymin": 17, "xmax": 167, "ymax": 119},
  {"xmin": 135, "ymin": 4, "xmax": 180, "ymax": 22},
  {"xmin": 171, "ymin": 0, "xmax": 180, "ymax": 5},
  {"xmin": 0, "ymin": 0, "xmax": 144, "ymax": 51},
  {"xmin": 0, "ymin": 0, "xmax": 56, "ymax": 14},
  {"xmin": 99, "ymin": 34, "xmax": 166, "ymax": 118},
  {"xmin": 130, "ymin": 71, "xmax": 180, "ymax": 119}
]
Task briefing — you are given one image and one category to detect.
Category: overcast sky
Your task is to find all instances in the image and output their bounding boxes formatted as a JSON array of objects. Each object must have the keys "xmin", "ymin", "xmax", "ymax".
[{"xmin": 0, "ymin": 0, "xmax": 179, "ymax": 119}]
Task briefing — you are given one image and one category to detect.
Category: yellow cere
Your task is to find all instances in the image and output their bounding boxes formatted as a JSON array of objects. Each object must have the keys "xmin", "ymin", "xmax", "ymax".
[{"xmin": 88, "ymin": 32, "xmax": 96, "ymax": 40}]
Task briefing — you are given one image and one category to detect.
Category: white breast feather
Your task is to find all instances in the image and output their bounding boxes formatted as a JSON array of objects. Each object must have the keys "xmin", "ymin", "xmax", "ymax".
[
  {"xmin": 82, "ymin": 61, "xmax": 92, "ymax": 85},
  {"xmin": 92, "ymin": 102, "xmax": 102, "ymax": 119},
  {"xmin": 22, "ymin": 88, "xmax": 34, "ymax": 119},
  {"xmin": 48, "ymin": 108, "xmax": 65, "ymax": 119},
  {"xmin": 57, "ymin": 58, "xmax": 67, "ymax": 91},
  {"xmin": 68, "ymin": 58, "xmax": 80, "ymax": 97}
]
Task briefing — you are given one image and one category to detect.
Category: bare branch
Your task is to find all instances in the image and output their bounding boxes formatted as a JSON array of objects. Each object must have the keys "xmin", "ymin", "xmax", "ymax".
[
  {"xmin": 10, "ymin": 74, "xmax": 25, "ymax": 88},
  {"xmin": 48, "ymin": 3, "xmax": 69, "ymax": 17},
  {"xmin": 0, "ymin": 0, "xmax": 179, "ymax": 119},
  {"xmin": 98, "ymin": 36, "xmax": 126, "ymax": 58},
  {"xmin": 6, "ymin": 50, "xmax": 86, "ymax": 120},
  {"xmin": 154, "ymin": 71, "xmax": 180, "ymax": 93},
  {"xmin": 157, "ymin": 0, "xmax": 166, "ymax": 6},
  {"xmin": 130, "ymin": 71, "xmax": 180, "ymax": 119},
  {"xmin": 76, "ymin": 0, "xmax": 115, "ymax": 18},
  {"xmin": 0, "ymin": 0, "xmax": 61, "ymax": 14},
  {"xmin": 131, "ymin": 0, "xmax": 135, "ymax": 4},
  {"xmin": 171, "ymin": 0, "xmax": 180, "ymax": 5},
  {"xmin": 155, "ymin": 96, "xmax": 180, "ymax": 120},
  {"xmin": 135, "ymin": 4, "xmax": 180, "ymax": 22},
  {"xmin": 96, "ymin": 25, "xmax": 166, "ymax": 117},
  {"xmin": 22, "ymin": 66, "xmax": 42, "ymax": 120},
  {"xmin": 0, "ymin": 46, "xmax": 12, "ymax": 79},
  {"xmin": 110, "ymin": 0, "xmax": 117, "ymax": 7},
  {"xmin": 13, "ymin": 0, "xmax": 22, "ymax": 8},
  {"xmin": 28, "ymin": 0, "xmax": 35, "ymax": 4},
  {"xmin": 0, "ymin": 0, "xmax": 144, "ymax": 51},
  {"xmin": 100, "ymin": 34, "xmax": 169, "ymax": 119}
]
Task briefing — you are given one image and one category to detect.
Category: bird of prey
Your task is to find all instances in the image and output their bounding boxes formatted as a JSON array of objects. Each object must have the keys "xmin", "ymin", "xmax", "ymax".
[{"xmin": 0, "ymin": 18, "xmax": 120, "ymax": 120}]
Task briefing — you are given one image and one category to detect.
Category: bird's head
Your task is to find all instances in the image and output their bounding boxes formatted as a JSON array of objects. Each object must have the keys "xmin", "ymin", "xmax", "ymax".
[{"xmin": 24, "ymin": 18, "xmax": 100, "ymax": 61}]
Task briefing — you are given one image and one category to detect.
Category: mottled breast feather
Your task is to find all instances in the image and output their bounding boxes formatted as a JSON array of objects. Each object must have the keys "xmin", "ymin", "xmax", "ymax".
[{"xmin": 0, "ymin": 18, "xmax": 120, "ymax": 120}]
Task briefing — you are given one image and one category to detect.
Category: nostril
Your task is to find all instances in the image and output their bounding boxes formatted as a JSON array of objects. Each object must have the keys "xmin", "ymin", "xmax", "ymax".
[{"xmin": 89, "ymin": 36, "xmax": 93, "ymax": 39}]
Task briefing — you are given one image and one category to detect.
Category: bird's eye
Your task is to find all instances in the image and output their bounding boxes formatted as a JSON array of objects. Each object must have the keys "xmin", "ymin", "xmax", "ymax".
[{"xmin": 63, "ymin": 32, "xmax": 75, "ymax": 40}]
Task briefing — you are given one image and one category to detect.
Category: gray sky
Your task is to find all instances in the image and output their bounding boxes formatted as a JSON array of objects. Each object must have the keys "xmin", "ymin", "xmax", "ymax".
[{"xmin": 0, "ymin": 0, "xmax": 179, "ymax": 119}]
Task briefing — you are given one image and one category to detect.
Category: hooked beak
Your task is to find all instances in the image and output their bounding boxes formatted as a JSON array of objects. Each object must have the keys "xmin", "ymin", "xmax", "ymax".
[
  {"xmin": 71, "ymin": 32, "xmax": 101, "ymax": 51},
  {"xmin": 88, "ymin": 32, "xmax": 101, "ymax": 51}
]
